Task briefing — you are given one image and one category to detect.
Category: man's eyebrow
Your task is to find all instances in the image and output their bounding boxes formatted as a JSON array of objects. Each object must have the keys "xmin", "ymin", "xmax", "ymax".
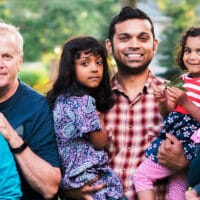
[
  {"xmin": 139, "ymin": 32, "xmax": 151, "ymax": 35},
  {"xmin": 117, "ymin": 33, "xmax": 131, "ymax": 37}
]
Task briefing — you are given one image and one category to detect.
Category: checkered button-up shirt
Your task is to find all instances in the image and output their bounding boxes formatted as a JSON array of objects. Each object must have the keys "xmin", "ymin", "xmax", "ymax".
[{"xmin": 105, "ymin": 70, "xmax": 167, "ymax": 200}]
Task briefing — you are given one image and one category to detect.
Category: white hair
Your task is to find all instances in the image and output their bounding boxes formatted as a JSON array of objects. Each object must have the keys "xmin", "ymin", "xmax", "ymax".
[{"xmin": 0, "ymin": 20, "xmax": 24, "ymax": 56}]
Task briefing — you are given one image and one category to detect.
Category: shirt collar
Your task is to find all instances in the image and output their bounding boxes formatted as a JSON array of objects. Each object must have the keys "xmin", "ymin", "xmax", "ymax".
[{"xmin": 111, "ymin": 70, "xmax": 156, "ymax": 95}]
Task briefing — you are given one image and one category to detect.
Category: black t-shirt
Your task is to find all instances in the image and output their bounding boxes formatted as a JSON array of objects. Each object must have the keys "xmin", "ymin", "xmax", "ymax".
[{"xmin": 0, "ymin": 81, "xmax": 60, "ymax": 199}]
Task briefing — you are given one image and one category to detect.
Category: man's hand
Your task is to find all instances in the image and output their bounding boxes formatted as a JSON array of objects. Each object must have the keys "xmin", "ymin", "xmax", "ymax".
[
  {"xmin": 0, "ymin": 112, "xmax": 16, "ymax": 141},
  {"xmin": 158, "ymin": 133, "xmax": 189, "ymax": 171},
  {"xmin": 0, "ymin": 112, "xmax": 24, "ymax": 148},
  {"xmin": 63, "ymin": 177, "xmax": 106, "ymax": 200}
]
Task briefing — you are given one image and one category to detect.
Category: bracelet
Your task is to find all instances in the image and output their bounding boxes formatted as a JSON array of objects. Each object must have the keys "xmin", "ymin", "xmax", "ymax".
[{"xmin": 10, "ymin": 141, "xmax": 28, "ymax": 154}]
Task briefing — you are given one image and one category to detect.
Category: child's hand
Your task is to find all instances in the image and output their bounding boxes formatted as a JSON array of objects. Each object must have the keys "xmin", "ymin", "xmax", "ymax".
[
  {"xmin": 153, "ymin": 87, "xmax": 166, "ymax": 102},
  {"xmin": 166, "ymin": 86, "xmax": 188, "ymax": 106}
]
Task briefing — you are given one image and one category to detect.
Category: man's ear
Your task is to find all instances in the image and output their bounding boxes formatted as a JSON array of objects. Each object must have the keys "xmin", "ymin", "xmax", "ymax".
[
  {"xmin": 17, "ymin": 55, "xmax": 23, "ymax": 72},
  {"xmin": 153, "ymin": 38, "xmax": 159, "ymax": 54},
  {"xmin": 105, "ymin": 39, "xmax": 113, "ymax": 55}
]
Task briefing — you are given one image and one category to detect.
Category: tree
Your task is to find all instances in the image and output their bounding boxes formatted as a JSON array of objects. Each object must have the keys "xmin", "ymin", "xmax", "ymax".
[
  {"xmin": 0, "ymin": 0, "xmax": 121, "ymax": 93},
  {"xmin": 120, "ymin": 0, "xmax": 136, "ymax": 7},
  {"xmin": 0, "ymin": 0, "xmax": 120, "ymax": 61}
]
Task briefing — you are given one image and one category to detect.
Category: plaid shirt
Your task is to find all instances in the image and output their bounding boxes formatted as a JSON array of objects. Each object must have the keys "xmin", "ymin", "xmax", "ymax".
[{"xmin": 105, "ymin": 70, "xmax": 167, "ymax": 200}]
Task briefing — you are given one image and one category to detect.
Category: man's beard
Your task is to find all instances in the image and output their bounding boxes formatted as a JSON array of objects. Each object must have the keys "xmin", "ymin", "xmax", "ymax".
[{"xmin": 114, "ymin": 56, "xmax": 152, "ymax": 75}]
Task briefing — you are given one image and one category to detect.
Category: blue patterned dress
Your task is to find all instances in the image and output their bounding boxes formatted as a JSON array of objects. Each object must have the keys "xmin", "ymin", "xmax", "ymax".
[
  {"xmin": 146, "ymin": 75, "xmax": 200, "ymax": 163},
  {"xmin": 146, "ymin": 112, "xmax": 200, "ymax": 163},
  {"xmin": 53, "ymin": 94, "xmax": 123, "ymax": 200}
]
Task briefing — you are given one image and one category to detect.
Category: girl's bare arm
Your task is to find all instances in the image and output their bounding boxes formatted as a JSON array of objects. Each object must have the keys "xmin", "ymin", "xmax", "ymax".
[{"xmin": 89, "ymin": 112, "xmax": 108, "ymax": 150}]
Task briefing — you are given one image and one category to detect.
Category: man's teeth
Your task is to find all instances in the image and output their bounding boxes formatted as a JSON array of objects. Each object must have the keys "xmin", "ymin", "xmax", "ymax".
[{"xmin": 127, "ymin": 54, "xmax": 141, "ymax": 58}]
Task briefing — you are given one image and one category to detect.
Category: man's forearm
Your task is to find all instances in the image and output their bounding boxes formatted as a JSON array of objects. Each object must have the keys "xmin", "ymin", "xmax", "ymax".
[{"xmin": 15, "ymin": 147, "xmax": 61, "ymax": 199}]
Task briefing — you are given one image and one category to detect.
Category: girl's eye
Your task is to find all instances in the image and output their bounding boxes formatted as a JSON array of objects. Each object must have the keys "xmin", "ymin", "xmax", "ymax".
[
  {"xmin": 97, "ymin": 60, "xmax": 103, "ymax": 65},
  {"xmin": 184, "ymin": 48, "xmax": 190, "ymax": 54},
  {"xmin": 80, "ymin": 61, "xmax": 88, "ymax": 66}
]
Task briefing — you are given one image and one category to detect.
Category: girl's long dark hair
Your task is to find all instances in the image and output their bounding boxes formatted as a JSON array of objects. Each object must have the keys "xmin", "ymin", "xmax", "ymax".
[{"xmin": 46, "ymin": 36, "xmax": 114, "ymax": 112}]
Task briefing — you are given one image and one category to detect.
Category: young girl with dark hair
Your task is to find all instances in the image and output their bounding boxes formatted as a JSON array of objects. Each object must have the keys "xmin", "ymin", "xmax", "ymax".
[
  {"xmin": 133, "ymin": 27, "xmax": 200, "ymax": 200},
  {"xmin": 47, "ymin": 36, "xmax": 123, "ymax": 200}
]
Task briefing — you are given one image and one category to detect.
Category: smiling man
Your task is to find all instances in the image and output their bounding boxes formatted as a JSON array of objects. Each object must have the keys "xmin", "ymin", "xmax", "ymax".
[
  {"xmin": 104, "ymin": 6, "xmax": 188, "ymax": 200},
  {"xmin": 0, "ymin": 22, "xmax": 61, "ymax": 200}
]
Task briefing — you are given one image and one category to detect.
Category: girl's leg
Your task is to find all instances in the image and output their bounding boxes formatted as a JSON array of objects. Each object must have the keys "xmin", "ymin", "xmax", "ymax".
[
  {"xmin": 168, "ymin": 173, "xmax": 188, "ymax": 200},
  {"xmin": 132, "ymin": 158, "xmax": 173, "ymax": 200}
]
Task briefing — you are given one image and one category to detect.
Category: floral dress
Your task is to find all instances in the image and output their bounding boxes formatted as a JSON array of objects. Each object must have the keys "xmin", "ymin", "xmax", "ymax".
[
  {"xmin": 146, "ymin": 112, "xmax": 200, "ymax": 163},
  {"xmin": 53, "ymin": 94, "xmax": 123, "ymax": 200},
  {"xmin": 146, "ymin": 74, "xmax": 200, "ymax": 163}
]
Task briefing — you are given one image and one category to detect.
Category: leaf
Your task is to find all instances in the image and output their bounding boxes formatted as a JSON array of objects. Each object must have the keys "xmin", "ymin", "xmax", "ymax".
[{"xmin": 165, "ymin": 74, "xmax": 185, "ymax": 91}]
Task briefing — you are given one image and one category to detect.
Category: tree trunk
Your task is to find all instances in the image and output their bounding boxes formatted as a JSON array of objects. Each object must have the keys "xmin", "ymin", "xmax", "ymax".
[{"xmin": 119, "ymin": 0, "xmax": 136, "ymax": 7}]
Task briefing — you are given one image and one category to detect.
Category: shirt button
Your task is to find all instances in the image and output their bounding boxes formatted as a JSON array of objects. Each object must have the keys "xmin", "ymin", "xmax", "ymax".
[
  {"xmin": 128, "ymin": 147, "xmax": 131, "ymax": 151},
  {"xmin": 129, "ymin": 125, "xmax": 133, "ymax": 128},
  {"xmin": 122, "ymin": 169, "xmax": 126, "ymax": 172}
]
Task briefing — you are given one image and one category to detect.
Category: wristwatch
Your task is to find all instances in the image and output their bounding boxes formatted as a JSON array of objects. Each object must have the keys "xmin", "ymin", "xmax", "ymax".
[{"xmin": 10, "ymin": 141, "xmax": 28, "ymax": 154}]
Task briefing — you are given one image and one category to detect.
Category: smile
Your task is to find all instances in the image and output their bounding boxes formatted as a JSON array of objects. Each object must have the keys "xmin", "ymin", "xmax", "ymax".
[{"xmin": 126, "ymin": 53, "xmax": 142, "ymax": 58}]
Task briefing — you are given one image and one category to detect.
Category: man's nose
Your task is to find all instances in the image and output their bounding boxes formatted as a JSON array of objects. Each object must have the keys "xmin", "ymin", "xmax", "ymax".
[
  {"xmin": 129, "ymin": 38, "xmax": 140, "ymax": 47},
  {"xmin": 0, "ymin": 58, "xmax": 5, "ymax": 67}
]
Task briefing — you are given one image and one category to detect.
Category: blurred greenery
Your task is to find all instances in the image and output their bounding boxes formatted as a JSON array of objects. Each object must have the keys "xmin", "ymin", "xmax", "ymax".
[
  {"xmin": 19, "ymin": 62, "xmax": 49, "ymax": 88},
  {"xmin": 0, "ymin": 0, "xmax": 120, "ymax": 93},
  {"xmin": 156, "ymin": 0, "xmax": 200, "ymax": 79},
  {"xmin": 0, "ymin": 0, "xmax": 199, "ymax": 93},
  {"xmin": 0, "ymin": 0, "xmax": 120, "ymax": 61}
]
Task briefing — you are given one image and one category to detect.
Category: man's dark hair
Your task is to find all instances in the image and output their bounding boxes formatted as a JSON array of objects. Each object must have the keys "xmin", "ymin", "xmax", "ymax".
[{"xmin": 108, "ymin": 6, "xmax": 155, "ymax": 41}]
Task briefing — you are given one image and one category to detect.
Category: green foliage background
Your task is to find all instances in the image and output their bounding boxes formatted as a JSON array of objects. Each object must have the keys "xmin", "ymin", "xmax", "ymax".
[
  {"xmin": 0, "ymin": 0, "xmax": 200, "ymax": 92},
  {"xmin": 0, "ymin": 0, "xmax": 120, "ymax": 93},
  {"xmin": 0, "ymin": 0, "xmax": 120, "ymax": 61},
  {"xmin": 156, "ymin": 0, "xmax": 200, "ymax": 79}
]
